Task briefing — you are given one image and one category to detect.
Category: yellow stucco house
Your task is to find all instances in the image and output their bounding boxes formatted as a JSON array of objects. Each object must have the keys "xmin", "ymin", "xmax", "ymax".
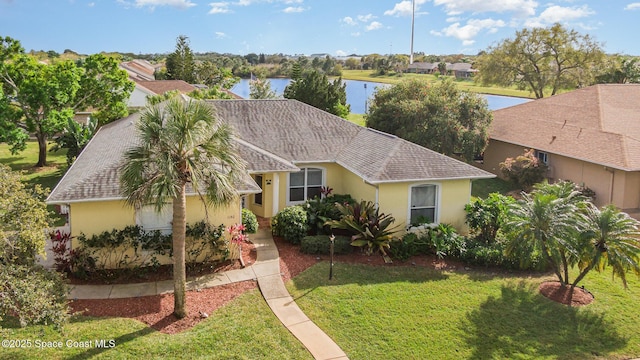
[
  {"xmin": 480, "ymin": 84, "xmax": 640, "ymax": 216},
  {"xmin": 47, "ymin": 99, "xmax": 494, "ymax": 249}
]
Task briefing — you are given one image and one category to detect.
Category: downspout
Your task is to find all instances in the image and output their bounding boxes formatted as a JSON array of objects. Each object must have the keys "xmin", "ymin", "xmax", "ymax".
[
  {"xmin": 605, "ymin": 167, "xmax": 615, "ymax": 205},
  {"xmin": 364, "ymin": 179, "xmax": 379, "ymax": 208}
]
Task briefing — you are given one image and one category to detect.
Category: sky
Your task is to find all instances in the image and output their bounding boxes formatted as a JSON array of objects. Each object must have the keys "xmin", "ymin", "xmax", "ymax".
[{"xmin": 1, "ymin": 0, "xmax": 640, "ymax": 56}]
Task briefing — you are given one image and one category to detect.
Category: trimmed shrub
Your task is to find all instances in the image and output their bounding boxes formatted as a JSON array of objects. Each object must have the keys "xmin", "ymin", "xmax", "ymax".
[
  {"xmin": 499, "ymin": 148, "xmax": 548, "ymax": 190},
  {"xmin": 301, "ymin": 235, "xmax": 352, "ymax": 255},
  {"xmin": 389, "ymin": 233, "xmax": 428, "ymax": 261},
  {"xmin": 460, "ymin": 238, "xmax": 546, "ymax": 271},
  {"xmin": 0, "ymin": 265, "xmax": 70, "ymax": 329},
  {"xmin": 271, "ymin": 206, "xmax": 309, "ymax": 244},
  {"xmin": 242, "ymin": 208, "xmax": 259, "ymax": 234}
]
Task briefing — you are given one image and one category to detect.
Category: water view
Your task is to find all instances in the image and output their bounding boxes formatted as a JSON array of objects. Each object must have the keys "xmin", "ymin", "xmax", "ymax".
[{"xmin": 231, "ymin": 78, "xmax": 531, "ymax": 114}]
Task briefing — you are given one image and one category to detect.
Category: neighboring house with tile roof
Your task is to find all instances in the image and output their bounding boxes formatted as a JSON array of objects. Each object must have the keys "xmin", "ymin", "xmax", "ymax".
[
  {"xmin": 48, "ymin": 98, "xmax": 493, "ymax": 262},
  {"xmin": 479, "ymin": 84, "xmax": 640, "ymax": 212}
]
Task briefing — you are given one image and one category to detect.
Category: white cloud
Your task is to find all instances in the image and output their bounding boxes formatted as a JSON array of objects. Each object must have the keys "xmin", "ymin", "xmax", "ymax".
[
  {"xmin": 624, "ymin": 2, "xmax": 640, "ymax": 10},
  {"xmin": 437, "ymin": 18, "xmax": 506, "ymax": 43},
  {"xmin": 384, "ymin": 0, "xmax": 428, "ymax": 17},
  {"xmin": 335, "ymin": 50, "xmax": 347, "ymax": 56},
  {"xmin": 366, "ymin": 21, "xmax": 383, "ymax": 31},
  {"xmin": 215, "ymin": 31, "xmax": 227, "ymax": 38},
  {"xmin": 282, "ymin": 6, "xmax": 304, "ymax": 13},
  {"xmin": 433, "ymin": 0, "xmax": 538, "ymax": 17},
  {"xmin": 209, "ymin": 2, "xmax": 231, "ymax": 13},
  {"xmin": 357, "ymin": 14, "xmax": 376, "ymax": 22},
  {"xmin": 525, "ymin": 5, "xmax": 594, "ymax": 27},
  {"xmin": 446, "ymin": 16, "xmax": 460, "ymax": 22},
  {"xmin": 133, "ymin": 0, "xmax": 196, "ymax": 9},
  {"xmin": 341, "ymin": 16, "xmax": 357, "ymax": 25}
]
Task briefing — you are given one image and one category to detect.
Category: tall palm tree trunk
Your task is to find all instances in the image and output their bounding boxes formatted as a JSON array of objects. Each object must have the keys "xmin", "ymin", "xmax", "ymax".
[{"xmin": 172, "ymin": 183, "xmax": 188, "ymax": 319}]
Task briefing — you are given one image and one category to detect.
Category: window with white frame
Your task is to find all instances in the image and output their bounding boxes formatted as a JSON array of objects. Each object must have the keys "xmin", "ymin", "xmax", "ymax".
[
  {"xmin": 289, "ymin": 168, "xmax": 323, "ymax": 203},
  {"xmin": 536, "ymin": 150, "xmax": 548, "ymax": 165},
  {"xmin": 136, "ymin": 204, "xmax": 172, "ymax": 234},
  {"xmin": 410, "ymin": 184, "xmax": 438, "ymax": 225}
]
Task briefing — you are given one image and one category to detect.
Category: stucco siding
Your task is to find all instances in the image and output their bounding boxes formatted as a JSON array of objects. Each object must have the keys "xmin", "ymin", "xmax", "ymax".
[
  {"xmin": 69, "ymin": 200, "xmax": 135, "ymax": 238},
  {"xmin": 378, "ymin": 179, "xmax": 472, "ymax": 234},
  {"xmin": 482, "ymin": 140, "xmax": 640, "ymax": 209}
]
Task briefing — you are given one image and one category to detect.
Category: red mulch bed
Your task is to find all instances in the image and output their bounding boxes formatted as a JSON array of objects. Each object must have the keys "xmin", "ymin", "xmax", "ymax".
[
  {"xmin": 539, "ymin": 281, "xmax": 594, "ymax": 306},
  {"xmin": 68, "ymin": 224, "xmax": 580, "ymax": 334}
]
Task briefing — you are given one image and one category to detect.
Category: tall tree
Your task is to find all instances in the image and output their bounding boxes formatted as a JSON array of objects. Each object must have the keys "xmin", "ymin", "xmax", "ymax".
[
  {"xmin": 475, "ymin": 23, "xmax": 604, "ymax": 98},
  {"xmin": 165, "ymin": 35, "xmax": 196, "ymax": 83},
  {"xmin": 366, "ymin": 78, "xmax": 492, "ymax": 162},
  {"xmin": 283, "ymin": 70, "xmax": 349, "ymax": 118},
  {"xmin": 1, "ymin": 37, "xmax": 133, "ymax": 166},
  {"xmin": 595, "ymin": 56, "xmax": 640, "ymax": 84},
  {"xmin": 119, "ymin": 98, "xmax": 246, "ymax": 318}
]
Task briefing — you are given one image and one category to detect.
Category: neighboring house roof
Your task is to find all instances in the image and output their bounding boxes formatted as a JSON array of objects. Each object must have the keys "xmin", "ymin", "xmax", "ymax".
[
  {"xmin": 120, "ymin": 60, "xmax": 157, "ymax": 81},
  {"xmin": 490, "ymin": 84, "xmax": 640, "ymax": 171},
  {"xmin": 134, "ymin": 79, "xmax": 197, "ymax": 95},
  {"xmin": 47, "ymin": 98, "xmax": 493, "ymax": 204},
  {"xmin": 209, "ymin": 99, "xmax": 493, "ymax": 184},
  {"xmin": 407, "ymin": 62, "xmax": 438, "ymax": 70}
]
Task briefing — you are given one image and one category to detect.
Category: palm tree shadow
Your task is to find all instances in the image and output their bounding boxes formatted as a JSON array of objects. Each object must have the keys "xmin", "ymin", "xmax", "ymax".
[
  {"xmin": 66, "ymin": 324, "xmax": 156, "ymax": 360},
  {"xmin": 463, "ymin": 281, "xmax": 627, "ymax": 359}
]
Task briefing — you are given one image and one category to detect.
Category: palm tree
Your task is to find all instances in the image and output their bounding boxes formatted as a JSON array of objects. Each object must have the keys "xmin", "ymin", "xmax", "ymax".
[
  {"xmin": 119, "ymin": 97, "xmax": 245, "ymax": 318},
  {"xmin": 505, "ymin": 182, "xmax": 587, "ymax": 285},
  {"xmin": 574, "ymin": 205, "xmax": 640, "ymax": 289}
]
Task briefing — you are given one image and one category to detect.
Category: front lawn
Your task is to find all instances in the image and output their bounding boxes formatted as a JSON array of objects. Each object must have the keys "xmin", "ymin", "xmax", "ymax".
[
  {"xmin": 0, "ymin": 140, "xmax": 68, "ymax": 190},
  {"xmin": 471, "ymin": 177, "xmax": 518, "ymax": 198},
  {"xmin": 287, "ymin": 263, "xmax": 640, "ymax": 360},
  {"xmin": 0, "ymin": 289, "xmax": 311, "ymax": 360}
]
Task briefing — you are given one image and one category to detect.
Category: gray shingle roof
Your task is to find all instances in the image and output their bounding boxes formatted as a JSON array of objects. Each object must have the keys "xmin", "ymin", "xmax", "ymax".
[
  {"xmin": 491, "ymin": 84, "xmax": 640, "ymax": 171},
  {"xmin": 209, "ymin": 99, "xmax": 494, "ymax": 184},
  {"xmin": 48, "ymin": 98, "xmax": 493, "ymax": 204}
]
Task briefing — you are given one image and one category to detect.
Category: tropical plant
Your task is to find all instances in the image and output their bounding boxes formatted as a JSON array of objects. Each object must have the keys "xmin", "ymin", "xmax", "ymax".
[
  {"xmin": 249, "ymin": 77, "xmax": 278, "ymax": 99},
  {"xmin": 327, "ymin": 200, "xmax": 400, "ymax": 256},
  {"xmin": 119, "ymin": 97, "xmax": 245, "ymax": 319},
  {"xmin": 465, "ymin": 193, "xmax": 515, "ymax": 244},
  {"xmin": 505, "ymin": 182, "xmax": 589, "ymax": 287},
  {"xmin": 573, "ymin": 205, "xmax": 640, "ymax": 289},
  {"xmin": 51, "ymin": 117, "xmax": 97, "ymax": 165},
  {"xmin": 305, "ymin": 193, "xmax": 356, "ymax": 235}
]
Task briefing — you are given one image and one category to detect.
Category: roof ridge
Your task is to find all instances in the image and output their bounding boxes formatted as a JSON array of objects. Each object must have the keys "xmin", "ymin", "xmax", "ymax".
[{"xmin": 373, "ymin": 136, "xmax": 402, "ymax": 180}]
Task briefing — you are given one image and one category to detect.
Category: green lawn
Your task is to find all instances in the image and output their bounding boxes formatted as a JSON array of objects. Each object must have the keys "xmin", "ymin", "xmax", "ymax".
[
  {"xmin": 0, "ymin": 140, "xmax": 68, "ymax": 190},
  {"xmin": 341, "ymin": 69, "xmax": 537, "ymax": 98},
  {"xmin": 0, "ymin": 289, "xmax": 311, "ymax": 360},
  {"xmin": 287, "ymin": 262, "xmax": 640, "ymax": 360},
  {"xmin": 346, "ymin": 113, "xmax": 366, "ymax": 126},
  {"xmin": 471, "ymin": 177, "xmax": 519, "ymax": 199}
]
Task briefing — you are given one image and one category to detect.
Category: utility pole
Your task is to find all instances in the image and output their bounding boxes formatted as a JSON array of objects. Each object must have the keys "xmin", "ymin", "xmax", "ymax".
[{"xmin": 410, "ymin": 0, "xmax": 415, "ymax": 64}]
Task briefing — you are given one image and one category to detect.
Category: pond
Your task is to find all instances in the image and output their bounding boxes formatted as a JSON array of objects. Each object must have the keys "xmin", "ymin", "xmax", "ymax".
[{"xmin": 231, "ymin": 78, "xmax": 531, "ymax": 114}]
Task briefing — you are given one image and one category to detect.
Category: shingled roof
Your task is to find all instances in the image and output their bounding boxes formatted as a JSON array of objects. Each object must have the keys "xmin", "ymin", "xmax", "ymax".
[
  {"xmin": 48, "ymin": 98, "xmax": 493, "ymax": 204},
  {"xmin": 208, "ymin": 99, "xmax": 493, "ymax": 184},
  {"xmin": 490, "ymin": 84, "xmax": 640, "ymax": 171}
]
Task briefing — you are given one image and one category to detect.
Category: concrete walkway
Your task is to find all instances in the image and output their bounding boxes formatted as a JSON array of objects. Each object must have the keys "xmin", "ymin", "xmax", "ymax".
[{"xmin": 67, "ymin": 229, "xmax": 348, "ymax": 360}]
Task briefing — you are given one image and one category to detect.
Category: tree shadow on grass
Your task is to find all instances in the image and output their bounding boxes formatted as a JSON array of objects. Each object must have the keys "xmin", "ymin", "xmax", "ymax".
[
  {"xmin": 66, "ymin": 323, "xmax": 156, "ymax": 360},
  {"xmin": 463, "ymin": 281, "xmax": 628, "ymax": 359}
]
